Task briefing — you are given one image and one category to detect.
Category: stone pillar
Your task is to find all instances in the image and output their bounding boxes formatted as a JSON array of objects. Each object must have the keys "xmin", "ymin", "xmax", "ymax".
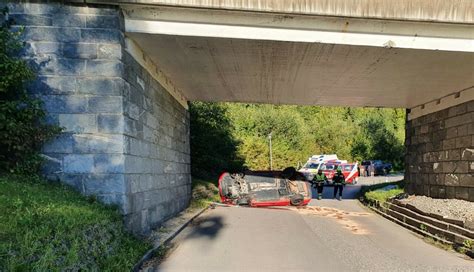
[
  {"xmin": 121, "ymin": 49, "xmax": 192, "ymax": 233},
  {"xmin": 8, "ymin": 2, "xmax": 191, "ymax": 234},
  {"xmin": 405, "ymin": 101, "xmax": 474, "ymax": 201}
]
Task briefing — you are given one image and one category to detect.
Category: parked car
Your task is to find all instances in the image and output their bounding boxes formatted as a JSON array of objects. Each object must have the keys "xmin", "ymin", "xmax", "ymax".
[
  {"xmin": 361, "ymin": 160, "xmax": 392, "ymax": 176},
  {"xmin": 218, "ymin": 167, "xmax": 312, "ymax": 207},
  {"xmin": 321, "ymin": 163, "xmax": 359, "ymax": 184}
]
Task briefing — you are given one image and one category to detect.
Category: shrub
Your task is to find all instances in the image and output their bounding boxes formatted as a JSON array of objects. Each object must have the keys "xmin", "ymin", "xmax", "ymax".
[
  {"xmin": 190, "ymin": 178, "xmax": 220, "ymax": 209},
  {"xmin": 0, "ymin": 8, "xmax": 61, "ymax": 174}
]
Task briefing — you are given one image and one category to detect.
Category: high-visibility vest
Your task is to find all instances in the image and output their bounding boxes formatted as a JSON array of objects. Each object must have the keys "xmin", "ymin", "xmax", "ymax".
[{"xmin": 314, "ymin": 173, "xmax": 326, "ymax": 183}]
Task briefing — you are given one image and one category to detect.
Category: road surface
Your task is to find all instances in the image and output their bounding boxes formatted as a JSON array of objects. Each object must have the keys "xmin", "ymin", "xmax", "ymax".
[{"xmin": 155, "ymin": 179, "xmax": 473, "ymax": 271}]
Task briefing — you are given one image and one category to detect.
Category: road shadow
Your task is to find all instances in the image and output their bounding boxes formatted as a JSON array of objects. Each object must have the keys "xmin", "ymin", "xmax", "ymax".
[
  {"xmin": 185, "ymin": 215, "xmax": 224, "ymax": 240},
  {"xmin": 311, "ymin": 184, "xmax": 362, "ymax": 200}
]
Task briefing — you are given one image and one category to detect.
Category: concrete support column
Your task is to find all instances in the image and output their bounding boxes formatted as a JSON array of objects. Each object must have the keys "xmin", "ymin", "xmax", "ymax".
[
  {"xmin": 8, "ymin": 2, "xmax": 191, "ymax": 234},
  {"xmin": 405, "ymin": 101, "xmax": 474, "ymax": 201}
]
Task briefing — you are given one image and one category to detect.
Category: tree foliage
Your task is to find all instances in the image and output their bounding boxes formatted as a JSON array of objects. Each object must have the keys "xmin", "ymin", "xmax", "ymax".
[
  {"xmin": 190, "ymin": 101, "xmax": 405, "ymax": 177},
  {"xmin": 189, "ymin": 102, "xmax": 243, "ymax": 178},
  {"xmin": 0, "ymin": 8, "xmax": 61, "ymax": 174}
]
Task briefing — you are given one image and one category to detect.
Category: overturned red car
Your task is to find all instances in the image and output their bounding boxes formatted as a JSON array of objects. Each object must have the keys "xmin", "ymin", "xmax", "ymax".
[{"xmin": 218, "ymin": 167, "xmax": 312, "ymax": 207}]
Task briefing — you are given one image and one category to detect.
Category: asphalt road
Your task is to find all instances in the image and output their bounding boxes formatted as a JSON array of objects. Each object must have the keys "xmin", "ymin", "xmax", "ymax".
[{"xmin": 155, "ymin": 178, "xmax": 473, "ymax": 272}]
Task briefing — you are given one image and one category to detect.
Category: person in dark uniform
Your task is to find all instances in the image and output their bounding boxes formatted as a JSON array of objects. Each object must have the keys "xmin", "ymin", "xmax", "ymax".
[
  {"xmin": 333, "ymin": 167, "xmax": 345, "ymax": 200},
  {"xmin": 312, "ymin": 169, "xmax": 327, "ymax": 200}
]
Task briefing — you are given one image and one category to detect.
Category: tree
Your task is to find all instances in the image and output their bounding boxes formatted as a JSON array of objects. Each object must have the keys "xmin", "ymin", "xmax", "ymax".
[
  {"xmin": 0, "ymin": 8, "xmax": 61, "ymax": 174},
  {"xmin": 189, "ymin": 102, "xmax": 243, "ymax": 178},
  {"xmin": 190, "ymin": 102, "xmax": 406, "ymax": 175}
]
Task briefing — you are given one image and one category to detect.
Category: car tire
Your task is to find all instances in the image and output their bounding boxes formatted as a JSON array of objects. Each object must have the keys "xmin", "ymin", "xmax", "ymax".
[{"xmin": 290, "ymin": 194, "xmax": 304, "ymax": 206}]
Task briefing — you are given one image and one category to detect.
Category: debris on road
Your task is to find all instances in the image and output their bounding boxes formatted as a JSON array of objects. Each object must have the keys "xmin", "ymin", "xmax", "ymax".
[{"xmin": 290, "ymin": 206, "xmax": 371, "ymax": 235}]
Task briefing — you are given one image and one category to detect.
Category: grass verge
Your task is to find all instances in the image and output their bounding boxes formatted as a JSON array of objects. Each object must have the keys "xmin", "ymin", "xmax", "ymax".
[
  {"xmin": 0, "ymin": 175, "xmax": 150, "ymax": 271},
  {"xmin": 189, "ymin": 178, "xmax": 220, "ymax": 209},
  {"xmin": 359, "ymin": 180, "xmax": 405, "ymax": 207},
  {"xmin": 365, "ymin": 188, "xmax": 404, "ymax": 204}
]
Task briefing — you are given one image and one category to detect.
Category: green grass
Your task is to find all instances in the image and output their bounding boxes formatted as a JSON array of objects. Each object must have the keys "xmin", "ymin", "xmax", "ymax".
[
  {"xmin": 364, "ymin": 187, "xmax": 404, "ymax": 204},
  {"xmin": 359, "ymin": 180, "xmax": 405, "ymax": 197},
  {"xmin": 189, "ymin": 178, "xmax": 220, "ymax": 209},
  {"xmin": 0, "ymin": 175, "xmax": 150, "ymax": 271}
]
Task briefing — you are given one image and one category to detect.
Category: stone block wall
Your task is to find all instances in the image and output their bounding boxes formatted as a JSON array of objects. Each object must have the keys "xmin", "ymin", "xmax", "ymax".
[
  {"xmin": 7, "ymin": 2, "xmax": 191, "ymax": 234},
  {"xmin": 8, "ymin": 2, "xmax": 129, "ymax": 206},
  {"xmin": 405, "ymin": 101, "xmax": 474, "ymax": 201},
  {"xmin": 121, "ymin": 50, "xmax": 191, "ymax": 232}
]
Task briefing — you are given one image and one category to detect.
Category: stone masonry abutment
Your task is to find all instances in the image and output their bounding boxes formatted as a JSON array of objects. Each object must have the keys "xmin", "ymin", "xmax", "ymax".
[
  {"xmin": 406, "ymin": 101, "xmax": 474, "ymax": 201},
  {"xmin": 6, "ymin": 2, "xmax": 191, "ymax": 234}
]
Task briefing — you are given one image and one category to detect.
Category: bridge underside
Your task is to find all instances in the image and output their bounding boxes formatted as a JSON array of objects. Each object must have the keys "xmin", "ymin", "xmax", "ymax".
[
  {"xmin": 129, "ymin": 33, "xmax": 473, "ymax": 109},
  {"xmin": 123, "ymin": 5, "xmax": 474, "ymax": 119}
]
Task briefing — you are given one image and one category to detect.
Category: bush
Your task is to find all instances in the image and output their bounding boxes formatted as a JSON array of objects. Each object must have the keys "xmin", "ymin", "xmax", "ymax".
[
  {"xmin": 0, "ymin": 8, "xmax": 61, "ymax": 174},
  {"xmin": 190, "ymin": 178, "xmax": 220, "ymax": 209}
]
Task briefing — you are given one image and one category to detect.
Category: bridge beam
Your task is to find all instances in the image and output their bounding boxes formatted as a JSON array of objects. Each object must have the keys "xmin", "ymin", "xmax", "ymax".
[{"xmin": 124, "ymin": 5, "xmax": 473, "ymax": 53}]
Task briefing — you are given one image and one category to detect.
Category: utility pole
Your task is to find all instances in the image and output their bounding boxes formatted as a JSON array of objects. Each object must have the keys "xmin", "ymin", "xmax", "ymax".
[{"xmin": 268, "ymin": 132, "xmax": 273, "ymax": 170}]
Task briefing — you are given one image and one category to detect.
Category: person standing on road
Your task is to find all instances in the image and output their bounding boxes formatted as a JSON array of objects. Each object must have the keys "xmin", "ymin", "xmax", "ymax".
[
  {"xmin": 333, "ymin": 167, "xmax": 345, "ymax": 200},
  {"xmin": 369, "ymin": 163, "xmax": 375, "ymax": 177},
  {"xmin": 312, "ymin": 169, "xmax": 327, "ymax": 200}
]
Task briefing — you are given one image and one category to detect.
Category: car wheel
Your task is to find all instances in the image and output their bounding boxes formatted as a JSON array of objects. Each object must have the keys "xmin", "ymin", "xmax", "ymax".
[{"xmin": 290, "ymin": 194, "xmax": 304, "ymax": 206}]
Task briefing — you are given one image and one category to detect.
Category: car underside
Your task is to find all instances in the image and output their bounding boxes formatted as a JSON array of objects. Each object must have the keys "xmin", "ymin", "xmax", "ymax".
[{"xmin": 218, "ymin": 168, "xmax": 312, "ymax": 207}]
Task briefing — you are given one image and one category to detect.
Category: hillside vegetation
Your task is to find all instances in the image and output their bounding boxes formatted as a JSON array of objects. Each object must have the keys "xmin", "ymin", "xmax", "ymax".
[{"xmin": 190, "ymin": 102, "xmax": 405, "ymax": 178}]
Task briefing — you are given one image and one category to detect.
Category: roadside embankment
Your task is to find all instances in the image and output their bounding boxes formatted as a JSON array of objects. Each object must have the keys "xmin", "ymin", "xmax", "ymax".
[
  {"xmin": 0, "ymin": 175, "xmax": 151, "ymax": 271},
  {"xmin": 360, "ymin": 181, "xmax": 473, "ymax": 258},
  {"xmin": 399, "ymin": 196, "xmax": 474, "ymax": 231}
]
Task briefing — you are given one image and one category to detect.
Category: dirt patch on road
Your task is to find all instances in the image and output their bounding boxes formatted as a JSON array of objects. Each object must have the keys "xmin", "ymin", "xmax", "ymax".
[{"xmin": 291, "ymin": 206, "xmax": 371, "ymax": 235}]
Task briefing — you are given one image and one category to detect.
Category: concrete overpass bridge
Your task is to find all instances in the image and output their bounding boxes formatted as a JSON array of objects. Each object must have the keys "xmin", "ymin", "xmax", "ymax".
[{"xmin": 7, "ymin": 0, "xmax": 473, "ymax": 233}]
